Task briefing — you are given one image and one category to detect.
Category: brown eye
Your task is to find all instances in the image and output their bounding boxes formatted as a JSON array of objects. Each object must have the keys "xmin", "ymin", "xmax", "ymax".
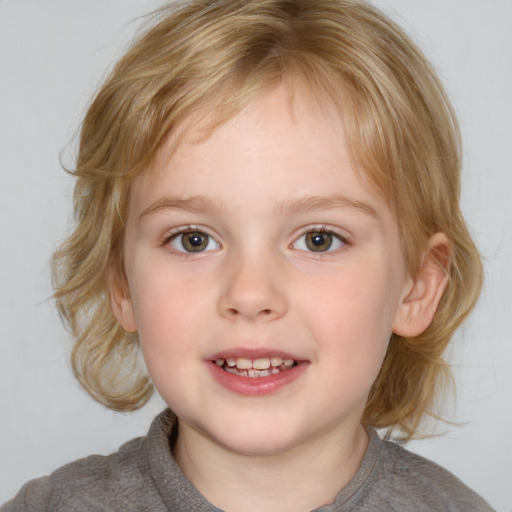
[
  {"xmin": 292, "ymin": 229, "xmax": 345, "ymax": 253},
  {"xmin": 305, "ymin": 231, "xmax": 333, "ymax": 252},
  {"xmin": 170, "ymin": 231, "xmax": 219, "ymax": 253}
]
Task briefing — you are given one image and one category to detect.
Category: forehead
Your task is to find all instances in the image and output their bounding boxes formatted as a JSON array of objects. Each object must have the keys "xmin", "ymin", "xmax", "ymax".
[{"xmin": 129, "ymin": 84, "xmax": 391, "ymax": 222}]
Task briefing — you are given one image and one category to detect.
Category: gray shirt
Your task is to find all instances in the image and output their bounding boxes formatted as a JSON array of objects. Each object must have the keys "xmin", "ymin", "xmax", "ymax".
[{"xmin": 1, "ymin": 410, "xmax": 494, "ymax": 511}]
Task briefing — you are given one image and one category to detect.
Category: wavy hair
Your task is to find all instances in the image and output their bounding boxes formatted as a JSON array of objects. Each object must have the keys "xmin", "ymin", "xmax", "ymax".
[{"xmin": 52, "ymin": 0, "xmax": 483, "ymax": 438}]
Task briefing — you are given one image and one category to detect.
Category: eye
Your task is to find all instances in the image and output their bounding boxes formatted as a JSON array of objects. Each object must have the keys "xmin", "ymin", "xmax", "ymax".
[
  {"xmin": 293, "ymin": 229, "xmax": 345, "ymax": 253},
  {"xmin": 168, "ymin": 230, "xmax": 219, "ymax": 253}
]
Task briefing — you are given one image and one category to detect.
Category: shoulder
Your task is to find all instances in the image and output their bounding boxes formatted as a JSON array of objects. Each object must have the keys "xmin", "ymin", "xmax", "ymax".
[
  {"xmin": 1, "ymin": 435, "xmax": 152, "ymax": 512},
  {"xmin": 2, "ymin": 410, "xmax": 217, "ymax": 512},
  {"xmin": 0, "ymin": 411, "xmax": 181, "ymax": 512},
  {"xmin": 356, "ymin": 433, "xmax": 495, "ymax": 512}
]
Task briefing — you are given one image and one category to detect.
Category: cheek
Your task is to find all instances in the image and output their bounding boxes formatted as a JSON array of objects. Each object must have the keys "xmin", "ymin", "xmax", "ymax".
[
  {"xmin": 132, "ymin": 278, "xmax": 205, "ymax": 405},
  {"xmin": 129, "ymin": 270, "xmax": 208, "ymax": 360},
  {"xmin": 302, "ymin": 262, "xmax": 397, "ymax": 361},
  {"xmin": 131, "ymin": 261, "xmax": 199, "ymax": 321}
]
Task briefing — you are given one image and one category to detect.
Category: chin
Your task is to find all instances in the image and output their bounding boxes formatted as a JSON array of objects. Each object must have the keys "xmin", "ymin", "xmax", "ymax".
[
  {"xmin": 218, "ymin": 435, "xmax": 299, "ymax": 457},
  {"xmin": 205, "ymin": 418, "xmax": 312, "ymax": 457}
]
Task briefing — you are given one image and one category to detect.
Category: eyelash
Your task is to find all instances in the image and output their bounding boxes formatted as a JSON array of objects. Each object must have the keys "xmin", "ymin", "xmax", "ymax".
[
  {"xmin": 293, "ymin": 226, "xmax": 350, "ymax": 254},
  {"xmin": 161, "ymin": 225, "xmax": 350, "ymax": 255},
  {"xmin": 162, "ymin": 225, "xmax": 219, "ymax": 255}
]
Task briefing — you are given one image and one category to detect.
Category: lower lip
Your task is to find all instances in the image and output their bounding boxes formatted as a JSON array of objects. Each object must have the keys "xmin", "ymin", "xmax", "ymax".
[{"xmin": 206, "ymin": 361, "xmax": 308, "ymax": 396}]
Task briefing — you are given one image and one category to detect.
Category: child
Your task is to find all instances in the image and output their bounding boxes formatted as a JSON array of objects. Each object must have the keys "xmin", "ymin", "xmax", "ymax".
[{"xmin": 1, "ymin": 0, "xmax": 496, "ymax": 510}]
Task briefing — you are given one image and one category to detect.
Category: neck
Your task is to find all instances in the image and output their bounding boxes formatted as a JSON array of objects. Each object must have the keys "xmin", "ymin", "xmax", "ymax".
[{"xmin": 173, "ymin": 421, "xmax": 368, "ymax": 512}]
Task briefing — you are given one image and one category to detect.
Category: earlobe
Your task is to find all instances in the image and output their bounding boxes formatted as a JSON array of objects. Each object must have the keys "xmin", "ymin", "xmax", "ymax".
[
  {"xmin": 393, "ymin": 233, "xmax": 451, "ymax": 338},
  {"xmin": 109, "ymin": 273, "xmax": 137, "ymax": 333}
]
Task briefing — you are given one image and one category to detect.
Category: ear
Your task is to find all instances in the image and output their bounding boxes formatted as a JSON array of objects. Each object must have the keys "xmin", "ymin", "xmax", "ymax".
[
  {"xmin": 393, "ymin": 233, "xmax": 451, "ymax": 337},
  {"xmin": 109, "ymin": 270, "xmax": 137, "ymax": 333}
]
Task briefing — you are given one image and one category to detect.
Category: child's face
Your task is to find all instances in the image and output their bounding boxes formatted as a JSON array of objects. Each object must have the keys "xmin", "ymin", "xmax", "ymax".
[{"xmin": 113, "ymin": 85, "xmax": 413, "ymax": 456}]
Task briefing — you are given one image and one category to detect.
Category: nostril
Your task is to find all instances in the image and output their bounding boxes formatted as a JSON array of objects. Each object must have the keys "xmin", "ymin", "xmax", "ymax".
[{"xmin": 225, "ymin": 307, "xmax": 273, "ymax": 318}]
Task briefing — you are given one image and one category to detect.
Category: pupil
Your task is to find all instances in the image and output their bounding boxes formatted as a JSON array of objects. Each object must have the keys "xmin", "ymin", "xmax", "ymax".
[
  {"xmin": 183, "ymin": 232, "xmax": 208, "ymax": 252},
  {"xmin": 188, "ymin": 234, "xmax": 203, "ymax": 246},
  {"xmin": 306, "ymin": 231, "xmax": 332, "ymax": 252},
  {"xmin": 312, "ymin": 234, "xmax": 325, "ymax": 246}
]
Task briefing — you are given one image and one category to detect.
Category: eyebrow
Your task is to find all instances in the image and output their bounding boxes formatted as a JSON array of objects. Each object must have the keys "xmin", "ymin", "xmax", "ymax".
[
  {"xmin": 139, "ymin": 193, "xmax": 378, "ymax": 221},
  {"xmin": 275, "ymin": 194, "xmax": 378, "ymax": 218},
  {"xmin": 139, "ymin": 195, "xmax": 223, "ymax": 220}
]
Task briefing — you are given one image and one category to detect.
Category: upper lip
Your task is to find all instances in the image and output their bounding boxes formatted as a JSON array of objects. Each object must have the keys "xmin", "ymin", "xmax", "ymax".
[{"xmin": 208, "ymin": 347, "xmax": 306, "ymax": 362}]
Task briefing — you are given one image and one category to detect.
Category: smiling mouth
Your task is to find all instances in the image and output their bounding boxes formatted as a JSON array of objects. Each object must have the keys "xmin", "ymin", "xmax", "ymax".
[{"xmin": 213, "ymin": 356, "xmax": 298, "ymax": 378}]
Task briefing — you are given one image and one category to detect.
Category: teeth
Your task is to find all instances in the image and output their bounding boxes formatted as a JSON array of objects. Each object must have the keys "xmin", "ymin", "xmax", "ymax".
[
  {"xmin": 235, "ymin": 357, "xmax": 252, "ymax": 370},
  {"xmin": 213, "ymin": 356, "xmax": 298, "ymax": 376},
  {"xmin": 225, "ymin": 367, "xmax": 248, "ymax": 376},
  {"xmin": 253, "ymin": 357, "xmax": 271, "ymax": 370},
  {"xmin": 270, "ymin": 357, "xmax": 283, "ymax": 367},
  {"xmin": 248, "ymin": 368, "xmax": 280, "ymax": 377}
]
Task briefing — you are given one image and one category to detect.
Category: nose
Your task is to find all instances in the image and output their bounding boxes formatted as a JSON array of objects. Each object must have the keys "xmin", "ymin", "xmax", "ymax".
[{"xmin": 218, "ymin": 252, "xmax": 288, "ymax": 322}]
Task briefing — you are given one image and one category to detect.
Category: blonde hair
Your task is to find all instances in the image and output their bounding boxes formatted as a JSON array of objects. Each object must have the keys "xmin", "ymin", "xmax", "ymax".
[{"xmin": 53, "ymin": 0, "xmax": 483, "ymax": 438}]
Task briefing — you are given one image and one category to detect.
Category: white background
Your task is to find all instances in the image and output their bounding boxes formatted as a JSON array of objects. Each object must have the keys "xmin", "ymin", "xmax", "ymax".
[{"xmin": 0, "ymin": 1, "xmax": 510, "ymax": 510}]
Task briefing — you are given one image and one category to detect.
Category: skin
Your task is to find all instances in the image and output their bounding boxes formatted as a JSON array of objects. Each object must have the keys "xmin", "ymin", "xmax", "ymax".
[{"xmin": 111, "ymin": 85, "xmax": 449, "ymax": 511}]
